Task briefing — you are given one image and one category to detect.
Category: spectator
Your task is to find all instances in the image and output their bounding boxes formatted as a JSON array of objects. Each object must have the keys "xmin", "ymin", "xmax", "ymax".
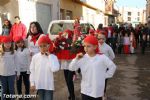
[
  {"xmin": 2, "ymin": 19, "xmax": 12, "ymax": 36},
  {"xmin": 10, "ymin": 16, "xmax": 27, "ymax": 41},
  {"xmin": 123, "ymin": 33, "xmax": 130, "ymax": 54},
  {"xmin": 26, "ymin": 21, "xmax": 43, "ymax": 56}
]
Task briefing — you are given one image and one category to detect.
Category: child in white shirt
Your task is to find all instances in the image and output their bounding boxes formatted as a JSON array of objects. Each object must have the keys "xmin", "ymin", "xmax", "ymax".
[
  {"xmin": 69, "ymin": 35, "xmax": 116, "ymax": 100},
  {"xmin": 30, "ymin": 34, "xmax": 60, "ymax": 100},
  {"xmin": 0, "ymin": 36, "xmax": 19, "ymax": 100},
  {"xmin": 14, "ymin": 36, "xmax": 30, "ymax": 96}
]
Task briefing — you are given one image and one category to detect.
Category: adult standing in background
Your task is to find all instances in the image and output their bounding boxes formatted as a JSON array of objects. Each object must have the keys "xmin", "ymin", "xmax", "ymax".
[
  {"xmin": 2, "ymin": 19, "xmax": 12, "ymax": 36},
  {"xmin": 10, "ymin": 16, "xmax": 27, "ymax": 41},
  {"xmin": 26, "ymin": 21, "xmax": 44, "ymax": 56}
]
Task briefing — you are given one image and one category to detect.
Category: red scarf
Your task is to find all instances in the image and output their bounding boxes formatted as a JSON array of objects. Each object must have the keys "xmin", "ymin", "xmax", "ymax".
[{"xmin": 30, "ymin": 34, "xmax": 41, "ymax": 45}]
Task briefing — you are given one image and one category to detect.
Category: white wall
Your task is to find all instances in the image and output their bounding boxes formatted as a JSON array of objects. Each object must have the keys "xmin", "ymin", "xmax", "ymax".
[
  {"xmin": 82, "ymin": 0, "xmax": 105, "ymax": 28},
  {"xmin": 120, "ymin": 7, "xmax": 146, "ymax": 24},
  {"xmin": 18, "ymin": 0, "xmax": 60, "ymax": 30}
]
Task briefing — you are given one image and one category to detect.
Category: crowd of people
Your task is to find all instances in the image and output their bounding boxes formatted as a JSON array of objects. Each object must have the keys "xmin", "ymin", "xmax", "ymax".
[{"xmin": 0, "ymin": 16, "xmax": 149, "ymax": 100}]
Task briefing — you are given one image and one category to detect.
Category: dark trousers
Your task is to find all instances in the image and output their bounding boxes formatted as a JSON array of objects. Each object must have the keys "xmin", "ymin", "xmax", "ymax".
[
  {"xmin": 104, "ymin": 79, "xmax": 108, "ymax": 93},
  {"xmin": 82, "ymin": 94, "xmax": 102, "ymax": 100},
  {"xmin": 0, "ymin": 75, "xmax": 15, "ymax": 100},
  {"xmin": 37, "ymin": 89, "xmax": 53, "ymax": 100},
  {"xmin": 141, "ymin": 41, "xmax": 147, "ymax": 54},
  {"xmin": 17, "ymin": 72, "xmax": 30, "ymax": 95},
  {"xmin": 118, "ymin": 45, "xmax": 123, "ymax": 54},
  {"xmin": 64, "ymin": 70, "xmax": 75, "ymax": 100}
]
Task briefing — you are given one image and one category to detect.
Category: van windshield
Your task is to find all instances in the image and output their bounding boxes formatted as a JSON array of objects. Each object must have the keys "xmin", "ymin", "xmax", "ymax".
[
  {"xmin": 50, "ymin": 23, "xmax": 95, "ymax": 35},
  {"xmin": 50, "ymin": 23, "xmax": 74, "ymax": 35}
]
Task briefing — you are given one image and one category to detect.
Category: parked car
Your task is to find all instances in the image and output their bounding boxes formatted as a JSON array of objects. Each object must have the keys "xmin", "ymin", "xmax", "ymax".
[{"xmin": 47, "ymin": 20, "xmax": 95, "ymax": 40}]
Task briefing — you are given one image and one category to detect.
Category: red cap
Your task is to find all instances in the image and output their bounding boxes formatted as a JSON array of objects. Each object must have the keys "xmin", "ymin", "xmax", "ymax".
[
  {"xmin": 84, "ymin": 35, "xmax": 99, "ymax": 53},
  {"xmin": 1, "ymin": 36, "xmax": 12, "ymax": 43},
  {"xmin": 14, "ymin": 36, "xmax": 23, "ymax": 42},
  {"xmin": 38, "ymin": 34, "xmax": 52, "ymax": 45},
  {"xmin": 89, "ymin": 29, "xmax": 95, "ymax": 36}
]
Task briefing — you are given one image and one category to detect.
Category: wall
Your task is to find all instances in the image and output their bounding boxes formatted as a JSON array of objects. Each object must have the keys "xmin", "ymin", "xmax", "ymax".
[
  {"xmin": 36, "ymin": 0, "xmax": 59, "ymax": 20},
  {"xmin": 2, "ymin": 0, "xmax": 19, "ymax": 22},
  {"xmin": 119, "ymin": 7, "xmax": 146, "ymax": 25},
  {"xmin": 60, "ymin": 0, "xmax": 83, "ymax": 19}
]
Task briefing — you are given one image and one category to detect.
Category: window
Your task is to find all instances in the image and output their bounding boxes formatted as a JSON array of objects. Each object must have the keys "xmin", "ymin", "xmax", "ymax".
[
  {"xmin": 138, "ymin": 12, "xmax": 140, "ymax": 16},
  {"xmin": 60, "ymin": 9, "xmax": 65, "ymax": 20},
  {"xmin": 137, "ymin": 17, "xmax": 140, "ymax": 21},
  {"xmin": 66, "ymin": 10, "xmax": 73, "ymax": 20},
  {"xmin": 128, "ymin": 12, "xmax": 131, "ymax": 16},
  {"xmin": 50, "ymin": 23, "xmax": 74, "ymax": 35},
  {"xmin": 128, "ymin": 17, "xmax": 131, "ymax": 21}
]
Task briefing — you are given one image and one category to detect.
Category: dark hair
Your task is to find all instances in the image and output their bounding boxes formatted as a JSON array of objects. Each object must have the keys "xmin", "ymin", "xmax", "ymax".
[
  {"xmin": 3, "ymin": 20, "xmax": 12, "ymax": 29},
  {"xmin": 15, "ymin": 41, "xmax": 26, "ymax": 52},
  {"xmin": 14, "ymin": 16, "xmax": 20, "ymax": 19},
  {"xmin": 1, "ymin": 43, "xmax": 14, "ymax": 55},
  {"xmin": 27, "ymin": 21, "xmax": 43, "ymax": 38},
  {"xmin": 97, "ymin": 24, "xmax": 103, "ymax": 30}
]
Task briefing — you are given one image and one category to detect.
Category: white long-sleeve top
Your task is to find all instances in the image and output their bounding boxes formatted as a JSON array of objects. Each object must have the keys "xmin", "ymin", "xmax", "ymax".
[
  {"xmin": 15, "ymin": 48, "xmax": 31, "ymax": 74},
  {"xmin": 69, "ymin": 54, "xmax": 116, "ymax": 98},
  {"xmin": 99, "ymin": 43, "xmax": 115, "ymax": 60},
  {"xmin": 123, "ymin": 37, "xmax": 130, "ymax": 45},
  {"xmin": 0, "ymin": 52, "xmax": 19, "ymax": 76},
  {"xmin": 30, "ymin": 53, "xmax": 60, "ymax": 90},
  {"xmin": 27, "ymin": 36, "xmax": 40, "ymax": 55}
]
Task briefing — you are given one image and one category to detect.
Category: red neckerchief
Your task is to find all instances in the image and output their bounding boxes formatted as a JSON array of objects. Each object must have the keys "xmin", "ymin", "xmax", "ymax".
[{"xmin": 30, "ymin": 34, "xmax": 41, "ymax": 45}]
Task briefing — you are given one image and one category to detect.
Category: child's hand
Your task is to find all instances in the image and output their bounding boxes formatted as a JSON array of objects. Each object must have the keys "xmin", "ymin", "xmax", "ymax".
[
  {"xmin": 45, "ymin": 52, "xmax": 50, "ymax": 56},
  {"xmin": 30, "ymin": 52, "xmax": 34, "ymax": 56},
  {"xmin": 76, "ymin": 53, "xmax": 84, "ymax": 59},
  {"xmin": 30, "ymin": 86, "xmax": 36, "ymax": 92}
]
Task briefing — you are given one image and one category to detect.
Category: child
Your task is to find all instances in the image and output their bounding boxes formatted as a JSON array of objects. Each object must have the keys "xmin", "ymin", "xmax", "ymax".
[
  {"xmin": 30, "ymin": 35, "xmax": 60, "ymax": 100},
  {"xmin": 123, "ymin": 33, "xmax": 130, "ymax": 54},
  {"xmin": 14, "ymin": 36, "xmax": 30, "ymax": 96},
  {"xmin": 69, "ymin": 35, "xmax": 116, "ymax": 100},
  {"xmin": 97, "ymin": 33, "xmax": 115, "ymax": 100},
  {"xmin": 129, "ymin": 31, "xmax": 136, "ymax": 54},
  {"xmin": 0, "ymin": 36, "xmax": 19, "ymax": 100},
  {"xmin": 97, "ymin": 33, "xmax": 115, "ymax": 60}
]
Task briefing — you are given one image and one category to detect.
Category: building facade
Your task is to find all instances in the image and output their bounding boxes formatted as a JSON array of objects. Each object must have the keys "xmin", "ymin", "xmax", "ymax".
[
  {"xmin": 104, "ymin": 0, "xmax": 118, "ymax": 26},
  {"xmin": 118, "ymin": 7, "xmax": 146, "ymax": 26},
  {"xmin": 146, "ymin": 0, "xmax": 150, "ymax": 19},
  {"xmin": 0, "ymin": 0, "xmax": 59, "ymax": 33},
  {"xmin": 60, "ymin": 0, "xmax": 106, "ymax": 28}
]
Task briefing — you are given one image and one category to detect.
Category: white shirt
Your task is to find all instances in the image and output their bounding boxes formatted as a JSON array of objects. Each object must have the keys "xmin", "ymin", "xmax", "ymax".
[
  {"xmin": 0, "ymin": 52, "xmax": 19, "ymax": 76},
  {"xmin": 30, "ymin": 53, "xmax": 60, "ymax": 90},
  {"xmin": 27, "ymin": 36, "xmax": 39, "ymax": 55},
  {"xmin": 69, "ymin": 54, "xmax": 116, "ymax": 98},
  {"xmin": 99, "ymin": 43, "xmax": 115, "ymax": 60},
  {"xmin": 60, "ymin": 60, "xmax": 71, "ymax": 70},
  {"xmin": 123, "ymin": 37, "xmax": 130, "ymax": 45},
  {"xmin": 108, "ymin": 30, "xmax": 111, "ymax": 38},
  {"xmin": 15, "ymin": 48, "xmax": 31, "ymax": 74}
]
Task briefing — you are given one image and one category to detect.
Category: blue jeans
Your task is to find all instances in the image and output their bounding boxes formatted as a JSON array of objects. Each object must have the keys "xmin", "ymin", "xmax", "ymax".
[
  {"xmin": 37, "ymin": 89, "xmax": 53, "ymax": 100},
  {"xmin": 0, "ymin": 75, "xmax": 15, "ymax": 100}
]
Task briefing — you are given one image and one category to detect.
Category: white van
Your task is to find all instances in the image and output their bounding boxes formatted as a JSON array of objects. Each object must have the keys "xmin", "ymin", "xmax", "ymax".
[{"xmin": 47, "ymin": 20, "xmax": 95, "ymax": 40}]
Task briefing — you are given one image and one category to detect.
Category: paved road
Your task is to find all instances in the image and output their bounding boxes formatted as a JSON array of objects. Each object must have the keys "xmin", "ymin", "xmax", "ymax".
[{"xmin": 53, "ymin": 47, "xmax": 150, "ymax": 100}]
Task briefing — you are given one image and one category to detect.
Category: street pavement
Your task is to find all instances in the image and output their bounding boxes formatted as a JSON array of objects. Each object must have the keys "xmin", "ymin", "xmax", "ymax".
[{"xmin": 53, "ymin": 47, "xmax": 150, "ymax": 100}]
